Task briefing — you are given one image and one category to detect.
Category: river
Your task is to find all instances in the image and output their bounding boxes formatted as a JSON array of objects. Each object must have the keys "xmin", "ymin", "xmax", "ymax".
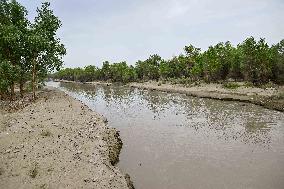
[{"xmin": 47, "ymin": 81, "xmax": 284, "ymax": 189}]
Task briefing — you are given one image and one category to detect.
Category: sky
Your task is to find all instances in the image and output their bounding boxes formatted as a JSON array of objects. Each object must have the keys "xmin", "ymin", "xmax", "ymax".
[{"xmin": 18, "ymin": 0, "xmax": 284, "ymax": 68}]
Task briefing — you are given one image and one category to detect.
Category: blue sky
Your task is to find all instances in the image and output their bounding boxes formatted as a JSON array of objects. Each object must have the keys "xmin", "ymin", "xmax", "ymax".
[{"xmin": 18, "ymin": 0, "xmax": 284, "ymax": 68}]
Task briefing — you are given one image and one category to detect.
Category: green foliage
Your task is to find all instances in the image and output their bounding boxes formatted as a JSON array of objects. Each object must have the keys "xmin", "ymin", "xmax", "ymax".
[
  {"xmin": 0, "ymin": 1, "xmax": 65, "ymax": 99},
  {"xmin": 0, "ymin": 0, "xmax": 29, "ymax": 98},
  {"xmin": 84, "ymin": 65, "xmax": 97, "ymax": 82},
  {"xmin": 54, "ymin": 62, "xmax": 138, "ymax": 83},
  {"xmin": 52, "ymin": 37, "xmax": 284, "ymax": 86},
  {"xmin": 1, "ymin": 2, "xmax": 283, "ymax": 94},
  {"xmin": 238, "ymin": 37, "xmax": 272, "ymax": 84},
  {"xmin": 159, "ymin": 55, "xmax": 191, "ymax": 79},
  {"xmin": 201, "ymin": 42, "xmax": 234, "ymax": 81},
  {"xmin": 184, "ymin": 45, "xmax": 202, "ymax": 79},
  {"xmin": 136, "ymin": 54, "xmax": 162, "ymax": 80},
  {"xmin": 108, "ymin": 62, "xmax": 132, "ymax": 82},
  {"xmin": 0, "ymin": 61, "xmax": 15, "ymax": 89},
  {"xmin": 271, "ymin": 40, "xmax": 284, "ymax": 84}
]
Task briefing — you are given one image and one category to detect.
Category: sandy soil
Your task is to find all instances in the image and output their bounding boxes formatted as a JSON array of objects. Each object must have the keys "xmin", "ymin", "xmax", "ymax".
[
  {"xmin": 0, "ymin": 88, "xmax": 131, "ymax": 189},
  {"xmin": 129, "ymin": 81, "xmax": 284, "ymax": 112}
]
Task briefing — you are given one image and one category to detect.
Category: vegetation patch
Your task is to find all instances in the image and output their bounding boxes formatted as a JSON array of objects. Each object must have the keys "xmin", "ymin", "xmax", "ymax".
[
  {"xmin": 0, "ymin": 1, "xmax": 65, "ymax": 100},
  {"xmin": 51, "ymin": 38, "xmax": 284, "ymax": 87},
  {"xmin": 244, "ymin": 82, "xmax": 254, "ymax": 88},
  {"xmin": 275, "ymin": 92, "xmax": 284, "ymax": 100},
  {"xmin": 223, "ymin": 82, "xmax": 240, "ymax": 89},
  {"xmin": 40, "ymin": 130, "xmax": 52, "ymax": 137},
  {"xmin": 29, "ymin": 164, "xmax": 39, "ymax": 178},
  {"xmin": 260, "ymin": 82, "xmax": 277, "ymax": 89}
]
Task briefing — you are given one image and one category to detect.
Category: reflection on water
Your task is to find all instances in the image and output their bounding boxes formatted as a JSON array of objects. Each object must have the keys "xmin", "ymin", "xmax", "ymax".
[{"xmin": 47, "ymin": 82, "xmax": 284, "ymax": 189}]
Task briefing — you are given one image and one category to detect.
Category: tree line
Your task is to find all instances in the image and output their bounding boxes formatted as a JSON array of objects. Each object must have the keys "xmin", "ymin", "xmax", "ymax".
[
  {"xmin": 0, "ymin": 0, "xmax": 65, "ymax": 100},
  {"xmin": 53, "ymin": 37, "xmax": 284, "ymax": 85}
]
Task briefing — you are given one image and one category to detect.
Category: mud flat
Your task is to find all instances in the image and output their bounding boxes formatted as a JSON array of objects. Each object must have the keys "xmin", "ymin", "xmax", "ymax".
[
  {"xmin": 130, "ymin": 81, "xmax": 284, "ymax": 112},
  {"xmin": 0, "ymin": 88, "xmax": 132, "ymax": 189},
  {"xmin": 55, "ymin": 79, "xmax": 112, "ymax": 86}
]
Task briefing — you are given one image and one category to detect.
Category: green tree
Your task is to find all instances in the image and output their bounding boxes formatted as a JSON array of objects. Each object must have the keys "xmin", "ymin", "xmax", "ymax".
[
  {"xmin": 238, "ymin": 37, "xmax": 273, "ymax": 84},
  {"xmin": 84, "ymin": 65, "xmax": 98, "ymax": 81},
  {"xmin": 26, "ymin": 2, "xmax": 66, "ymax": 99},
  {"xmin": 184, "ymin": 44, "xmax": 202, "ymax": 79},
  {"xmin": 159, "ymin": 55, "xmax": 191, "ymax": 79},
  {"xmin": 51, "ymin": 38, "xmax": 284, "ymax": 86},
  {"xmin": 0, "ymin": 60, "xmax": 20, "ymax": 99},
  {"xmin": 100, "ymin": 61, "xmax": 111, "ymax": 81},
  {"xmin": 202, "ymin": 42, "xmax": 235, "ymax": 81},
  {"xmin": 271, "ymin": 39, "xmax": 284, "ymax": 84},
  {"xmin": 0, "ymin": 0, "xmax": 28, "ymax": 98},
  {"xmin": 136, "ymin": 54, "xmax": 162, "ymax": 80}
]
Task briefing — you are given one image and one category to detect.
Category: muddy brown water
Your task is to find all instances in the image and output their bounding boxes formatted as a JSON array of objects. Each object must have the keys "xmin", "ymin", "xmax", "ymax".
[{"xmin": 47, "ymin": 82, "xmax": 284, "ymax": 189}]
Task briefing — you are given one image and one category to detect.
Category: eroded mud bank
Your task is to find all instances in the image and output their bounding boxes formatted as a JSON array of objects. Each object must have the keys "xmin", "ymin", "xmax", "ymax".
[
  {"xmin": 129, "ymin": 82, "xmax": 284, "ymax": 112},
  {"xmin": 0, "ymin": 88, "xmax": 133, "ymax": 189}
]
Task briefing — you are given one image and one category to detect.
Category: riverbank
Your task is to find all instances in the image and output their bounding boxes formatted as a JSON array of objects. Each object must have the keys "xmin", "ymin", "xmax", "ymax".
[
  {"xmin": 54, "ymin": 79, "xmax": 112, "ymax": 86},
  {"xmin": 0, "ymin": 88, "xmax": 132, "ymax": 189},
  {"xmin": 56, "ymin": 79, "xmax": 284, "ymax": 112},
  {"xmin": 129, "ymin": 81, "xmax": 284, "ymax": 112},
  {"xmin": 48, "ymin": 80, "xmax": 284, "ymax": 189}
]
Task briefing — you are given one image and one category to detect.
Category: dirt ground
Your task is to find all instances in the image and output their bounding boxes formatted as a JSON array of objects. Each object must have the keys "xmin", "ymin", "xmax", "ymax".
[{"xmin": 0, "ymin": 88, "xmax": 131, "ymax": 189}]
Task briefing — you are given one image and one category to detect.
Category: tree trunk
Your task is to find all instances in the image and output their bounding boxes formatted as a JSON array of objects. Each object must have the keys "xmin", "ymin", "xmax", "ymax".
[
  {"xmin": 32, "ymin": 59, "xmax": 36, "ymax": 100},
  {"xmin": 20, "ymin": 80, "xmax": 24, "ymax": 98},
  {"xmin": 10, "ymin": 82, "xmax": 15, "ymax": 101},
  {"xmin": 19, "ymin": 67, "xmax": 26, "ymax": 98}
]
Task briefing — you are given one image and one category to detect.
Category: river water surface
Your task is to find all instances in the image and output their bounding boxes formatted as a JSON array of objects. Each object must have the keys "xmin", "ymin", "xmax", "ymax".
[{"xmin": 47, "ymin": 82, "xmax": 284, "ymax": 189}]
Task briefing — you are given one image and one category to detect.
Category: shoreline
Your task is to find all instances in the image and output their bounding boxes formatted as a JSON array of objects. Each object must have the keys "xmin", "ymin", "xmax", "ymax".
[
  {"xmin": 0, "ymin": 88, "xmax": 133, "ymax": 189},
  {"xmin": 129, "ymin": 81, "xmax": 284, "ymax": 112},
  {"xmin": 56, "ymin": 79, "xmax": 284, "ymax": 112},
  {"xmin": 54, "ymin": 79, "xmax": 112, "ymax": 86}
]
